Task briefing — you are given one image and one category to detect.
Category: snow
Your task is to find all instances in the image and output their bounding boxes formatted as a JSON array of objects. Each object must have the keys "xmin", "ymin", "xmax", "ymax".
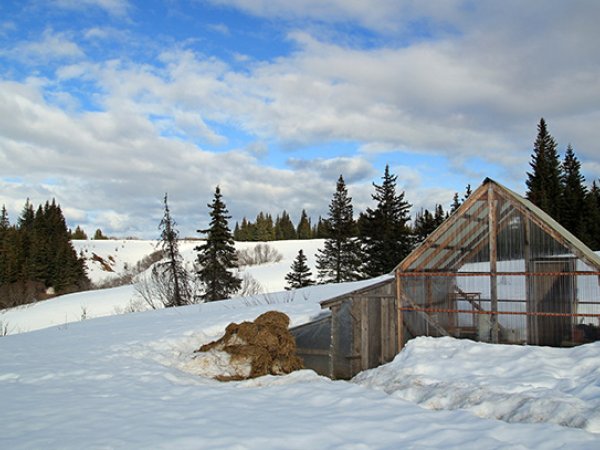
[
  {"xmin": 1, "ymin": 239, "xmax": 600, "ymax": 448},
  {"xmin": 354, "ymin": 336, "xmax": 600, "ymax": 433}
]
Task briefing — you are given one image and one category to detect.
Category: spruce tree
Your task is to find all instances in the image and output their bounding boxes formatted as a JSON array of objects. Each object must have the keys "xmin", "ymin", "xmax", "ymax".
[
  {"xmin": 561, "ymin": 144, "xmax": 588, "ymax": 239},
  {"xmin": 285, "ymin": 249, "xmax": 315, "ymax": 290},
  {"xmin": 296, "ymin": 209, "xmax": 312, "ymax": 239},
  {"xmin": 360, "ymin": 165, "xmax": 413, "ymax": 277},
  {"xmin": 195, "ymin": 186, "xmax": 241, "ymax": 301},
  {"xmin": 413, "ymin": 208, "xmax": 436, "ymax": 244},
  {"xmin": 275, "ymin": 211, "xmax": 297, "ymax": 240},
  {"xmin": 316, "ymin": 175, "xmax": 363, "ymax": 283},
  {"xmin": 526, "ymin": 118, "xmax": 563, "ymax": 220},
  {"xmin": 157, "ymin": 193, "xmax": 192, "ymax": 307},
  {"xmin": 583, "ymin": 181, "xmax": 600, "ymax": 250}
]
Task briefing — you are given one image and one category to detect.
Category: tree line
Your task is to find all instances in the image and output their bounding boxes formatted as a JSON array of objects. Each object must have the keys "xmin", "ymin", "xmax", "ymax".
[
  {"xmin": 525, "ymin": 118, "xmax": 600, "ymax": 250},
  {"xmin": 0, "ymin": 200, "xmax": 89, "ymax": 309}
]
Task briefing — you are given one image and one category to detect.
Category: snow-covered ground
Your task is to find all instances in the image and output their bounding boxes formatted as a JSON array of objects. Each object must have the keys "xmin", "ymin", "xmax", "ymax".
[
  {"xmin": 1, "ymin": 239, "xmax": 600, "ymax": 448},
  {"xmin": 1, "ymin": 239, "xmax": 325, "ymax": 335},
  {"xmin": 2, "ymin": 290, "xmax": 600, "ymax": 449}
]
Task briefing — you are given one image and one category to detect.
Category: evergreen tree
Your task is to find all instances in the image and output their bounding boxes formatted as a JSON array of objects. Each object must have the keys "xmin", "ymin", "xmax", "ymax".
[
  {"xmin": 583, "ymin": 181, "xmax": 600, "ymax": 250},
  {"xmin": 561, "ymin": 144, "xmax": 588, "ymax": 240},
  {"xmin": 93, "ymin": 228, "xmax": 108, "ymax": 240},
  {"xmin": 285, "ymin": 249, "xmax": 315, "ymax": 290},
  {"xmin": 450, "ymin": 193, "xmax": 461, "ymax": 213},
  {"xmin": 413, "ymin": 208, "xmax": 436, "ymax": 244},
  {"xmin": 70, "ymin": 226, "xmax": 88, "ymax": 240},
  {"xmin": 526, "ymin": 118, "xmax": 563, "ymax": 220},
  {"xmin": 464, "ymin": 184, "xmax": 472, "ymax": 201},
  {"xmin": 195, "ymin": 186, "xmax": 241, "ymax": 301},
  {"xmin": 360, "ymin": 165, "xmax": 413, "ymax": 277},
  {"xmin": 316, "ymin": 175, "xmax": 363, "ymax": 283},
  {"xmin": 275, "ymin": 211, "xmax": 297, "ymax": 240},
  {"xmin": 296, "ymin": 209, "xmax": 312, "ymax": 239},
  {"xmin": 0, "ymin": 206, "xmax": 10, "ymax": 285},
  {"xmin": 314, "ymin": 216, "xmax": 328, "ymax": 238},
  {"xmin": 253, "ymin": 212, "xmax": 275, "ymax": 241},
  {"xmin": 156, "ymin": 193, "xmax": 192, "ymax": 307}
]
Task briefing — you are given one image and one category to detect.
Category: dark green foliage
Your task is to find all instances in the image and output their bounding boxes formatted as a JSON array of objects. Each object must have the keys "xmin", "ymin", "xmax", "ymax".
[
  {"xmin": 70, "ymin": 226, "xmax": 88, "ymax": 240},
  {"xmin": 253, "ymin": 212, "xmax": 275, "ymax": 241},
  {"xmin": 0, "ymin": 200, "xmax": 89, "ymax": 309},
  {"xmin": 560, "ymin": 144, "xmax": 588, "ymax": 241},
  {"xmin": 157, "ymin": 193, "xmax": 192, "ymax": 307},
  {"xmin": 93, "ymin": 228, "xmax": 108, "ymax": 240},
  {"xmin": 582, "ymin": 181, "xmax": 600, "ymax": 250},
  {"xmin": 316, "ymin": 175, "xmax": 363, "ymax": 283},
  {"xmin": 413, "ymin": 208, "xmax": 441, "ymax": 244},
  {"xmin": 526, "ymin": 118, "xmax": 563, "ymax": 221},
  {"xmin": 313, "ymin": 216, "xmax": 328, "ymax": 238},
  {"xmin": 296, "ymin": 209, "xmax": 312, "ymax": 239},
  {"xmin": 275, "ymin": 211, "xmax": 297, "ymax": 240},
  {"xmin": 196, "ymin": 186, "xmax": 242, "ymax": 301},
  {"xmin": 360, "ymin": 165, "xmax": 413, "ymax": 277},
  {"xmin": 285, "ymin": 249, "xmax": 315, "ymax": 290}
]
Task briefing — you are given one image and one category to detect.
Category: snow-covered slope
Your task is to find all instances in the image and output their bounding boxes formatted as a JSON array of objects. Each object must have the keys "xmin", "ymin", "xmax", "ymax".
[
  {"xmin": 1, "ymin": 292, "xmax": 599, "ymax": 449},
  {"xmin": 1, "ymin": 239, "xmax": 325, "ymax": 335}
]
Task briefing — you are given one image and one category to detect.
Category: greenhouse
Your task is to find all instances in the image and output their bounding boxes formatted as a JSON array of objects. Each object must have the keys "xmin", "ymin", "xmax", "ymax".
[{"xmin": 396, "ymin": 178, "xmax": 600, "ymax": 347}]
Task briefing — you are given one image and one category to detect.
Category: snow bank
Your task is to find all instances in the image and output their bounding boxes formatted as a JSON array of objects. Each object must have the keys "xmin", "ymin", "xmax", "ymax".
[
  {"xmin": 2, "ymin": 297, "xmax": 599, "ymax": 449},
  {"xmin": 353, "ymin": 336, "xmax": 600, "ymax": 433}
]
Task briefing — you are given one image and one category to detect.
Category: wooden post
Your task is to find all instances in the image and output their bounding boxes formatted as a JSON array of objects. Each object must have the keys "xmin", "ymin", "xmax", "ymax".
[
  {"xmin": 488, "ymin": 184, "xmax": 499, "ymax": 343},
  {"xmin": 396, "ymin": 269, "xmax": 404, "ymax": 351}
]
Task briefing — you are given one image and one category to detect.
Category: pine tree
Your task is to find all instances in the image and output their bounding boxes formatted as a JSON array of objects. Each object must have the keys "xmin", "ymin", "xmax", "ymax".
[
  {"xmin": 285, "ymin": 249, "xmax": 315, "ymax": 290},
  {"xmin": 275, "ymin": 211, "xmax": 297, "ymax": 240},
  {"xmin": 296, "ymin": 209, "xmax": 312, "ymax": 239},
  {"xmin": 316, "ymin": 175, "xmax": 363, "ymax": 283},
  {"xmin": 156, "ymin": 193, "xmax": 192, "ymax": 307},
  {"xmin": 450, "ymin": 193, "xmax": 461, "ymax": 213},
  {"xmin": 583, "ymin": 181, "xmax": 600, "ymax": 250},
  {"xmin": 0, "ymin": 206, "xmax": 10, "ymax": 285},
  {"xmin": 254, "ymin": 212, "xmax": 275, "ymax": 241},
  {"xmin": 93, "ymin": 228, "xmax": 108, "ymax": 240},
  {"xmin": 195, "ymin": 186, "xmax": 241, "ymax": 301},
  {"xmin": 413, "ymin": 208, "xmax": 436, "ymax": 244},
  {"xmin": 360, "ymin": 165, "xmax": 413, "ymax": 277},
  {"xmin": 561, "ymin": 144, "xmax": 588, "ymax": 240},
  {"xmin": 526, "ymin": 118, "xmax": 563, "ymax": 221},
  {"xmin": 70, "ymin": 226, "xmax": 88, "ymax": 240}
]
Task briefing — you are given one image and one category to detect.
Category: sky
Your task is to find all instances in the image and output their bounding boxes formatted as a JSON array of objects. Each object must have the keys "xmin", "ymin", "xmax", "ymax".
[{"xmin": 1, "ymin": 0, "xmax": 599, "ymax": 238}]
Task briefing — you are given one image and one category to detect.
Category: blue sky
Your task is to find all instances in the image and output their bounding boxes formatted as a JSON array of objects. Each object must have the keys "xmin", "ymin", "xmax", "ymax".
[{"xmin": 1, "ymin": 0, "xmax": 600, "ymax": 238}]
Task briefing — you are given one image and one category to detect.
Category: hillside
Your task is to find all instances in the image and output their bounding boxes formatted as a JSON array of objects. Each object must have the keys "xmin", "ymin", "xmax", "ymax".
[{"xmin": 1, "ymin": 239, "xmax": 325, "ymax": 335}]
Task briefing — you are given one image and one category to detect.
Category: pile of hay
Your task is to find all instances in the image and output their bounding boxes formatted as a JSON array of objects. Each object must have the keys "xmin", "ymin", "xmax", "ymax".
[{"xmin": 190, "ymin": 311, "xmax": 303, "ymax": 381}]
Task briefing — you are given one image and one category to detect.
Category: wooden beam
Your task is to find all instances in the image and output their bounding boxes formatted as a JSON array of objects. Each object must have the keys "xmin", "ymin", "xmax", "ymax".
[
  {"xmin": 400, "ymin": 292, "xmax": 450, "ymax": 337},
  {"xmin": 488, "ymin": 183, "xmax": 499, "ymax": 343},
  {"xmin": 397, "ymin": 182, "xmax": 490, "ymax": 271}
]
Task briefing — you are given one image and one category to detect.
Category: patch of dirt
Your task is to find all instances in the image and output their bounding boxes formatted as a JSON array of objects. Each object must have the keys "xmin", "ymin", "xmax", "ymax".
[
  {"xmin": 195, "ymin": 311, "xmax": 303, "ymax": 381},
  {"xmin": 91, "ymin": 253, "xmax": 114, "ymax": 272}
]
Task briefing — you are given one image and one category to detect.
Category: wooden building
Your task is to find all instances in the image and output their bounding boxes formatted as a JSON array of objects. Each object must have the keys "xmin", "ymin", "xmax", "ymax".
[{"xmin": 292, "ymin": 178, "xmax": 600, "ymax": 379}]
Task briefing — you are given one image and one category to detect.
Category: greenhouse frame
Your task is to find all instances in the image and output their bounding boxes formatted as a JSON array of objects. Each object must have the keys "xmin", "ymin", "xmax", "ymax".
[{"xmin": 395, "ymin": 178, "xmax": 600, "ymax": 348}]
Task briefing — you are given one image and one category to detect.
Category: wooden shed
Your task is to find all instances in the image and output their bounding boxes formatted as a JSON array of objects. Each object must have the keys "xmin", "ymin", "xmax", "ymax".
[{"xmin": 292, "ymin": 276, "xmax": 397, "ymax": 380}]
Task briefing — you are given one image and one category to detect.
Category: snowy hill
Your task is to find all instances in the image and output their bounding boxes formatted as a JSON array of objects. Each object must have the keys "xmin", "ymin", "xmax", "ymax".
[{"xmin": 1, "ymin": 239, "xmax": 325, "ymax": 335}]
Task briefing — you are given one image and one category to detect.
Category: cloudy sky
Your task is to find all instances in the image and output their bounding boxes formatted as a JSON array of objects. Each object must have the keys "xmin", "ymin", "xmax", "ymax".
[{"xmin": 1, "ymin": 0, "xmax": 599, "ymax": 238}]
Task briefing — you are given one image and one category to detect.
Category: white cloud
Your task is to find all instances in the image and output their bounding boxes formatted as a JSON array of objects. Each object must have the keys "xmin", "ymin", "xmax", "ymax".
[{"xmin": 5, "ymin": 28, "xmax": 84, "ymax": 63}]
